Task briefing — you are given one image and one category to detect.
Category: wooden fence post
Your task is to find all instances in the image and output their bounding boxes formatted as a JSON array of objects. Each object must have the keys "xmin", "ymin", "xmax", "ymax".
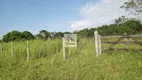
[
  {"xmin": 11, "ymin": 42, "xmax": 14, "ymax": 58},
  {"xmin": 62, "ymin": 38, "xmax": 66, "ymax": 60},
  {"xmin": 27, "ymin": 41, "xmax": 30, "ymax": 62}
]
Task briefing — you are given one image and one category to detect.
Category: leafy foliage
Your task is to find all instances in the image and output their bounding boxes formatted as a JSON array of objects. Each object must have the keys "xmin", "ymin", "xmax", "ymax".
[
  {"xmin": 55, "ymin": 32, "xmax": 63, "ymax": 38},
  {"xmin": 77, "ymin": 19, "xmax": 142, "ymax": 37},
  {"xmin": 121, "ymin": 0, "xmax": 142, "ymax": 15},
  {"xmin": 21, "ymin": 31, "xmax": 34, "ymax": 40},
  {"xmin": 37, "ymin": 30, "xmax": 50, "ymax": 40},
  {"xmin": 3, "ymin": 31, "xmax": 34, "ymax": 42},
  {"xmin": 2, "ymin": 19, "xmax": 142, "ymax": 41}
]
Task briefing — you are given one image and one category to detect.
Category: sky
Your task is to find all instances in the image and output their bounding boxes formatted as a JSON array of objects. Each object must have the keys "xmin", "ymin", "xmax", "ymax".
[{"xmin": 0, "ymin": 0, "xmax": 129, "ymax": 39}]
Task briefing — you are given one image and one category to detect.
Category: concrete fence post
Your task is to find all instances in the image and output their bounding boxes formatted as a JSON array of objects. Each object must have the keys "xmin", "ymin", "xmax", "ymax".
[
  {"xmin": 94, "ymin": 31, "xmax": 101, "ymax": 57},
  {"xmin": 27, "ymin": 41, "xmax": 30, "ymax": 62},
  {"xmin": 124, "ymin": 33, "xmax": 128, "ymax": 49},
  {"xmin": 11, "ymin": 42, "xmax": 14, "ymax": 58},
  {"xmin": 0, "ymin": 44, "xmax": 2, "ymax": 53},
  {"xmin": 62, "ymin": 38, "xmax": 66, "ymax": 60}
]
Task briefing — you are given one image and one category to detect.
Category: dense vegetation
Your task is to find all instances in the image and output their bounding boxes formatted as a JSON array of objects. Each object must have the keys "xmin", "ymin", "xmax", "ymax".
[
  {"xmin": 3, "ymin": 31, "xmax": 34, "ymax": 42},
  {"xmin": 77, "ymin": 19, "xmax": 142, "ymax": 38},
  {"xmin": 0, "ymin": 38, "xmax": 142, "ymax": 80},
  {"xmin": 2, "ymin": 18, "xmax": 142, "ymax": 42},
  {"xmin": 0, "ymin": 0, "xmax": 142, "ymax": 80}
]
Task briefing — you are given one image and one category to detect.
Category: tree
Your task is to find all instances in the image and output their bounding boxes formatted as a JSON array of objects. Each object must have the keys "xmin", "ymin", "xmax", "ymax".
[
  {"xmin": 50, "ymin": 32, "xmax": 56, "ymax": 39},
  {"xmin": 55, "ymin": 32, "xmax": 63, "ymax": 38},
  {"xmin": 2, "ymin": 30, "xmax": 35, "ymax": 42},
  {"xmin": 76, "ymin": 19, "xmax": 142, "ymax": 37},
  {"xmin": 63, "ymin": 32, "xmax": 72, "ymax": 34},
  {"xmin": 3, "ymin": 32, "xmax": 10, "ymax": 42},
  {"xmin": 39, "ymin": 30, "xmax": 50, "ymax": 40},
  {"xmin": 35, "ymin": 34, "xmax": 42, "ymax": 39},
  {"xmin": 3, "ymin": 31, "xmax": 21, "ymax": 42},
  {"xmin": 121, "ymin": 0, "xmax": 142, "ymax": 16},
  {"xmin": 21, "ymin": 31, "xmax": 34, "ymax": 40},
  {"xmin": 10, "ymin": 31, "xmax": 21, "ymax": 41},
  {"xmin": 115, "ymin": 16, "xmax": 128, "ymax": 24},
  {"xmin": 122, "ymin": 19, "xmax": 142, "ymax": 34}
]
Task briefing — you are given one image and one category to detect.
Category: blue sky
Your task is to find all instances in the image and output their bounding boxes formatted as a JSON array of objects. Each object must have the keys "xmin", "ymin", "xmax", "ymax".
[
  {"xmin": 0, "ymin": 0, "xmax": 129, "ymax": 39},
  {"xmin": 0, "ymin": 0, "xmax": 99, "ymax": 38}
]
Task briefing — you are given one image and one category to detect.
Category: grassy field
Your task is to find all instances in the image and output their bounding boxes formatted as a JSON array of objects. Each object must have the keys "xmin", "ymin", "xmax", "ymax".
[{"xmin": 0, "ymin": 38, "xmax": 142, "ymax": 80}]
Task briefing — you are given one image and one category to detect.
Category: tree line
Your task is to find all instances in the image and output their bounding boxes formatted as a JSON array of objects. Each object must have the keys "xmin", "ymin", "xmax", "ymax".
[
  {"xmin": 76, "ymin": 18, "xmax": 142, "ymax": 38},
  {"xmin": 77, "ymin": 0, "xmax": 142, "ymax": 38},
  {"xmin": 1, "ymin": 0, "xmax": 142, "ymax": 42},
  {"xmin": 2, "ymin": 30, "xmax": 67, "ymax": 42},
  {"xmin": 2, "ymin": 18, "xmax": 142, "ymax": 42}
]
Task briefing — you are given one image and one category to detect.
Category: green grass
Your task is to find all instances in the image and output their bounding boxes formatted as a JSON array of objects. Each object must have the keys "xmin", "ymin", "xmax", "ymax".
[{"xmin": 0, "ymin": 38, "xmax": 142, "ymax": 80}]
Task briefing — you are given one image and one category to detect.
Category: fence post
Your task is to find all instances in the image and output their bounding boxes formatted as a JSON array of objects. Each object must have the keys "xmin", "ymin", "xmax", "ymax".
[
  {"xmin": 0, "ymin": 44, "xmax": 2, "ymax": 53},
  {"xmin": 94, "ymin": 31, "xmax": 102, "ymax": 57},
  {"xmin": 124, "ymin": 33, "xmax": 128, "ymax": 49},
  {"xmin": 11, "ymin": 42, "xmax": 14, "ymax": 58},
  {"xmin": 62, "ymin": 38, "xmax": 66, "ymax": 60},
  {"xmin": 124, "ymin": 38, "xmax": 128, "ymax": 49},
  {"xmin": 27, "ymin": 41, "xmax": 30, "ymax": 62},
  {"xmin": 95, "ymin": 31, "xmax": 99, "ymax": 57}
]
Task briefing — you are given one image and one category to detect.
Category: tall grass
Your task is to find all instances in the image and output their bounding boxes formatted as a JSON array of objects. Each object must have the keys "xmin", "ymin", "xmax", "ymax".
[{"xmin": 0, "ymin": 38, "xmax": 142, "ymax": 80}]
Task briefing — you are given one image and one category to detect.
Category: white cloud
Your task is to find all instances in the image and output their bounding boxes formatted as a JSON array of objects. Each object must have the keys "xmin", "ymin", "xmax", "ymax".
[
  {"xmin": 71, "ymin": 20, "xmax": 93, "ymax": 30},
  {"xmin": 71, "ymin": 0, "xmax": 129, "ymax": 30}
]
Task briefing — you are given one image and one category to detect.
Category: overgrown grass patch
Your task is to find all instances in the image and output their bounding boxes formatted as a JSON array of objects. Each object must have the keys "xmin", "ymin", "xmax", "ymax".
[{"xmin": 0, "ymin": 38, "xmax": 142, "ymax": 80}]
